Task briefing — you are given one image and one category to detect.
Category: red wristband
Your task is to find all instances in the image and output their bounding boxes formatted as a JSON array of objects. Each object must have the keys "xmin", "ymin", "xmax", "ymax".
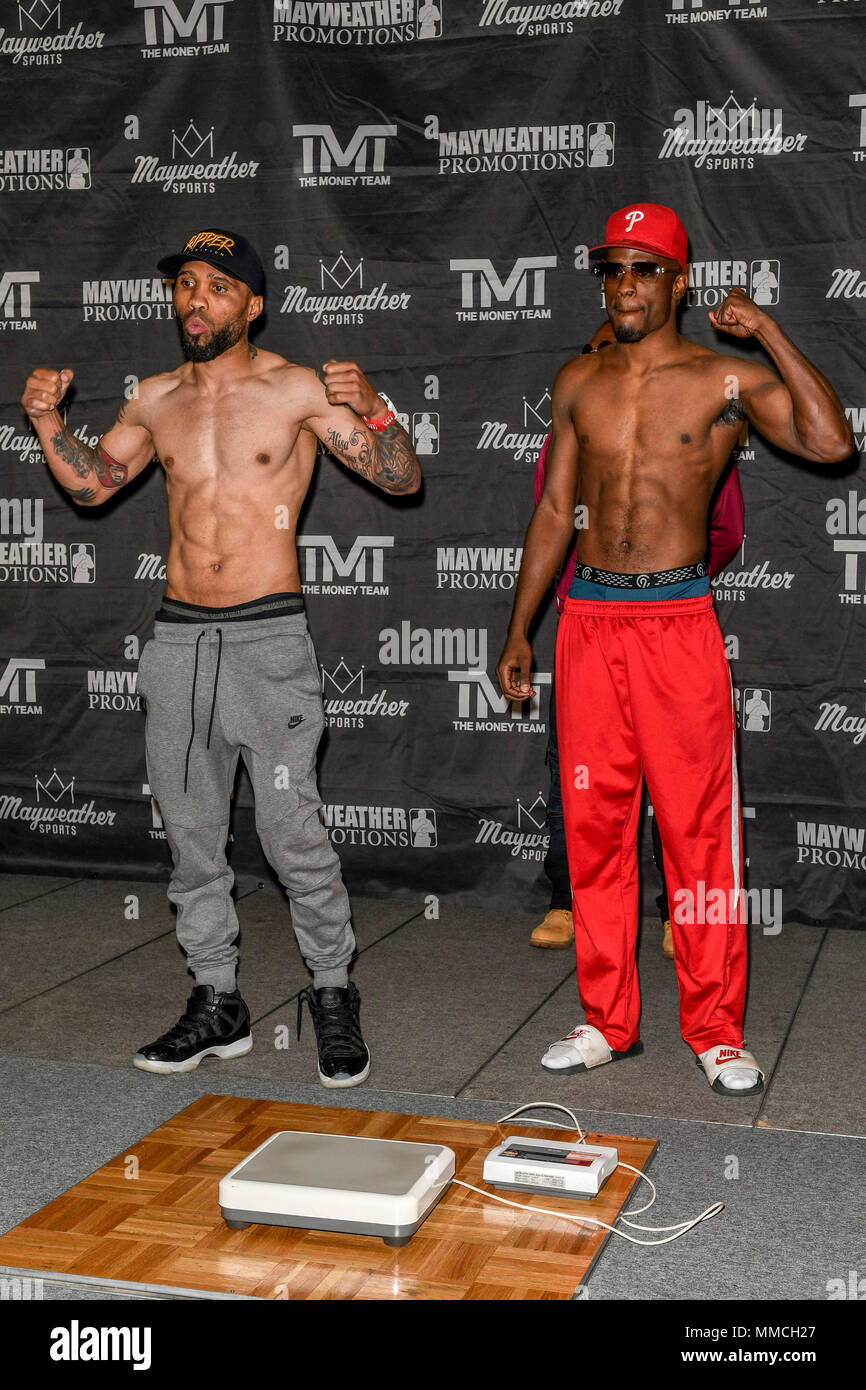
[{"xmin": 362, "ymin": 408, "xmax": 396, "ymax": 431}]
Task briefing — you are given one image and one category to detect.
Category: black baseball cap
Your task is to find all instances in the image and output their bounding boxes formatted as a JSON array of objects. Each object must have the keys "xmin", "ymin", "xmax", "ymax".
[{"xmin": 158, "ymin": 228, "xmax": 264, "ymax": 296}]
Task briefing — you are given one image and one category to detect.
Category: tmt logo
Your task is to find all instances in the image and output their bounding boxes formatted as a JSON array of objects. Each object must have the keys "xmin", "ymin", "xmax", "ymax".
[
  {"xmin": 0, "ymin": 657, "xmax": 45, "ymax": 711},
  {"xmin": 450, "ymin": 256, "xmax": 556, "ymax": 322},
  {"xmin": 135, "ymin": 0, "xmax": 232, "ymax": 47},
  {"xmin": 297, "ymin": 535, "xmax": 394, "ymax": 595},
  {"xmin": 449, "ymin": 668, "xmax": 551, "ymax": 732},
  {"xmin": 0, "ymin": 270, "xmax": 39, "ymax": 327},
  {"xmin": 826, "ymin": 491, "xmax": 866, "ymax": 603},
  {"xmin": 849, "ymin": 93, "xmax": 866, "ymax": 162},
  {"xmin": 293, "ymin": 125, "xmax": 396, "ymax": 186}
]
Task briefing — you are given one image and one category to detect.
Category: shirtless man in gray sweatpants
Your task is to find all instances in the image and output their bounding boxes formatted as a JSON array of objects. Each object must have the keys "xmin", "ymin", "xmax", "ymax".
[{"xmin": 22, "ymin": 228, "xmax": 421, "ymax": 1087}]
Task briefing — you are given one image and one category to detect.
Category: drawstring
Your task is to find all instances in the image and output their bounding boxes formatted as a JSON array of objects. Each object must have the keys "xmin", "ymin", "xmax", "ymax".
[
  {"xmin": 183, "ymin": 627, "xmax": 223, "ymax": 794},
  {"xmin": 206, "ymin": 627, "xmax": 223, "ymax": 749},
  {"xmin": 183, "ymin": 631, "xmax": 205, "ymax": 794}
]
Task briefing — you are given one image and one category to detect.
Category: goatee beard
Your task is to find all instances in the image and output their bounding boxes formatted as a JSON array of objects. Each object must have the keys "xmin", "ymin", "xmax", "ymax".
[
  {"xmin": 180, "ymin": 317, "xmax": 246, "ymax": 362},
  {"xmin": 614, "ymin": 322, "xmax": 646, "ymax": 343}
]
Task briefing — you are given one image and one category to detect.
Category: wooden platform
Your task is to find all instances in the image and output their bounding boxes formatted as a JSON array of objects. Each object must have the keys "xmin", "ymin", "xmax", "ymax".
[{"xmin": 0, "ymin": 1096, "xmax": 657, "ymax": 1300}]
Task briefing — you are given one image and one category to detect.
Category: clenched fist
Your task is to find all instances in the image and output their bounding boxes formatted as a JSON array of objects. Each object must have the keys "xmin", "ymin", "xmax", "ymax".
[
  {"xmin": 22, "ymin": 367, "xmax": 74, "ymax": 419},
  {"xmin": 322, "ymin": 360, "xmax": 386, "ymax": 420},
  {"xmin": 708, "ymin": 288, "xmax": 769, "ymax": 340}
]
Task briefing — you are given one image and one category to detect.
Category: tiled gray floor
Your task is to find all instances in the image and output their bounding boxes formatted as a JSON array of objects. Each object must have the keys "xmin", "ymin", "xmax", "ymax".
[
  {"xmin": 0, "ymin": 879, "xmax": 421, "ymax": 1069},
  {"xmin": 231, "ymin": 904, "xmax": 573, "ymax": 1091},
  {"xmin": 460, "ymin": 922, "xmax": 826, "ymax": 1126},
  {"xmin": 760, "ymin": 930, "xmax": 866, "ymax": 1137},
  {"xmin": 0, "ymin": 874, "xmax": 864, "ymax": 1138},
  {"xmin": 0, "ymin": 881, "xmax": 175, "ymax": 1009},
  {"xmin": 0, "ymin": 875, "xmax": 78, "ymax": 911}
]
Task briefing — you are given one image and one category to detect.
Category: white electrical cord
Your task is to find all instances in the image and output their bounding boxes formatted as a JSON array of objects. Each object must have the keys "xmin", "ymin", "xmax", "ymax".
[{"xmin": 450, "ymin": 1102, "xmax": 724, "ymax": 1247}]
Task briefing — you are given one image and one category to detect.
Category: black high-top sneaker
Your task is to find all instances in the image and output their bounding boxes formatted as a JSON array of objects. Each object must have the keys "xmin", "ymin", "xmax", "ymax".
[
  {"xmin": 133, "ymin": 985, "xmax": 252, "ymax": 1073},
  {"xmin": 297, "ymin": 982, "xmax": 371, "ymax": 1088}
]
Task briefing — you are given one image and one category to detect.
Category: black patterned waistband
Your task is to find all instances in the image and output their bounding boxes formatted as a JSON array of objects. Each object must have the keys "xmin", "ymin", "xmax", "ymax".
[
  {"xmin": 155, "ymin": 591, "xmax": 305, "ymax": 624},
  {"xmin": 573, "ymin": 562, "xmax": 708, "ymax": 589}
]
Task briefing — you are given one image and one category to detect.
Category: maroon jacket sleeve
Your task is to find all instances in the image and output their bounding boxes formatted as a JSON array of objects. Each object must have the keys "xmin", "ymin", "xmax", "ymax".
[
  {"xmin": 533, "ymin": 431, "xmax": 551, "ymax": 506},
  {"xmin": 708, "ymin": 460, "xmax": 745, "ymax": 578}
]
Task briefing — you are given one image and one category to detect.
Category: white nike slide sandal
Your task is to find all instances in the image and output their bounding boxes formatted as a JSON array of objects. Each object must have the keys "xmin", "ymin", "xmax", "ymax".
[{"xmin": 698, "ymin": 1044, "xmax": 765, "ymax": 1096}]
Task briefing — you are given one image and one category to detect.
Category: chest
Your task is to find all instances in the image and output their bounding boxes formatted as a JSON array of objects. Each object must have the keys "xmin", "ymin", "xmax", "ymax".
[{"xmin": 151, "ymin": 383, "xmax": 300, "ymax": 477}]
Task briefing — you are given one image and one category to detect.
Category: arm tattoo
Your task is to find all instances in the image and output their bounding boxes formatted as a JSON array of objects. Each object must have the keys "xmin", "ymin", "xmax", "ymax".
[
  {"xmin": 48, "ymin": 427, "xmax": 127, "ymax": 489},
  {"xmin": 326, "ymin": 419, "xmax": 420, "ymax": 494},
  {"xmin": 95, "ymin": 445, "xmax": 128, "ymax": 488},
  {"xmin": 62, "ymin": 484, "xmax": 98, "ymax": 503},
  {"xmin": 50, "ymin": 427, "xmax": 98, "ymax": 479},
  {"xmin": 713, "ymin": 397, "xmax": 747, "ymax": 427}
]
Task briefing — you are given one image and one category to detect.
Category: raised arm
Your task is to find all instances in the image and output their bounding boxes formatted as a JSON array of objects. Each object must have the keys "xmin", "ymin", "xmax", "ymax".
[
  {"xmin": 496, "ymin": 361, "xmax": 581, "ymax": 701},
  {"xmin": 709, "ymin": 289, "xmax": 853, "ymax": 464},
  {"xmin": 21, "ymin": 367, "xmax": 156, "ymax": 506},
  {"xmin": 303, "ymin": 359, "xmax": 420, "ymax": 495}
]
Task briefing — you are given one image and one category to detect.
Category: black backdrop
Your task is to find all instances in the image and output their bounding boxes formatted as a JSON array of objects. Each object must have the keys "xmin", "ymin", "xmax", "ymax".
[{"xmin": 0, "ymin": 0, "xmax": 863, "ymax": 928}]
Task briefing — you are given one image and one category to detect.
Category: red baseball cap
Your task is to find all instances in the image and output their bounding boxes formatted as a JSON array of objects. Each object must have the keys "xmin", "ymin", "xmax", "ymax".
[{"xmin": 589, "ymin": 203, "xmax": 689, "ymax": 269}]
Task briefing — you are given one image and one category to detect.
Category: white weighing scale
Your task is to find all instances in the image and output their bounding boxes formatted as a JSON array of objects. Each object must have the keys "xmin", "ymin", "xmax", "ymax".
[{"xmin": 219, "ymin": 1130, "xmax": 455, "ymax": 1246}]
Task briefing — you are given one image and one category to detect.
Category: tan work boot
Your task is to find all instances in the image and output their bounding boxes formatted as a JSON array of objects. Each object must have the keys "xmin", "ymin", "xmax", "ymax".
[
  {"xmin": 661, "ymin": 918, "xmax": 674, "ymax": 958},
  {"xmin": 530, "ymin": 909, "xmax": 574, "ymax": 948}
]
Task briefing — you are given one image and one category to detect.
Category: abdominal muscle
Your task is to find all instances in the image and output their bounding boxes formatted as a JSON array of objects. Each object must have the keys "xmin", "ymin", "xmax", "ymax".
[{"xmin": 162, "ymin": 466, "xmax": 307, "ymax": 605}]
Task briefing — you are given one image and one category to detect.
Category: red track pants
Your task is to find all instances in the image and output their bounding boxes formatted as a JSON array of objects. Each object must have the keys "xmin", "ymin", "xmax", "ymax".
[{"xmin": 555, "ymin": 593, "xmax": 747, "ymax": 1055}]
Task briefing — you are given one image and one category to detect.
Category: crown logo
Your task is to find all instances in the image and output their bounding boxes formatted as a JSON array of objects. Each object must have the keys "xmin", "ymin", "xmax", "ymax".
[
  {"xmin": 523, "ymin": 389, "xmax": 552, "ymax": 430},
  {"xmin": 19, "ymin": 0, "xmax": 60, "ymax": 31},
  {"xmin": 172, "ymin": 121, "xmax": 214, "ymax": 160},
  {"xmin": 516, "ymin": 792, "xmax": 547, "ymax": 829},
  {"xmin": 706, "ymin": 92, "xmax": 762, "ymax": 137},
  {"xmin": 321, "ymin": 659, "xmax": 364, "ymax": 696},
  {"xmin": 35, "ymin": 769, "xmax": 75, "ymax": 804},
  {"xmin": 320, "ymin": 253, "xmax": 363, "ymax": 292}
]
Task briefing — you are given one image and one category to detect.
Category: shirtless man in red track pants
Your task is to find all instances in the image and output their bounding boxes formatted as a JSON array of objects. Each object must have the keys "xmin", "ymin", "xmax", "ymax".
[{"xmin": 497, "ymin": 203, "xmax": 852, "ymax": 1096}]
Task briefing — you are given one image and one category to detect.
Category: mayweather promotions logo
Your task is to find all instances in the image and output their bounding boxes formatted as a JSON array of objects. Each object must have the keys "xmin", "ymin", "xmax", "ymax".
[
  {"xmin": 451, "ymin": 255, "xmax": 555, "ymax": 321},
  {"xmin": 322, "ymin": 804, "xmax": 438, "ymax": 848},
  {"xmin": 476, "ymin": 1, "xmax": 623, "ymax": 36},
  {"xmin": 130, "ymin": 119, "xmax": 259, "ymax": 194},
  {"xmin": 0, "ymin": 145, "xmax": 90, "ymax": 192},
  {"xmin": 659, "ymin": 93, "xmax": 807, "ymax": 170},
  {"xmin": 0, "ymin": 2, "xmax": 105, "ymax": 66},
  {"xmin": 82, "ymin": 278, "xmax": 173, "ymax": 324},
  {"xmin": 428, "ymin": 113, "xmax": 614, "ymax": 175},
  {"xmin": 292, "ymin": 124, "xmax": 395, "ymax": 187},
  {"xmin": 280, "ymin": 254, "xmax": 411, "ymax": 326},
  {"xmin": 273, "ymin": 1, "xmax": 443, "ymax": 44},
  {"xmin": 796, "ymin": 821, "xmax": 866, "ymax": 872},
  {"xmin": 686, "ymin": 258, "xmax": 782, "ymax": 309},
  {"xmin": 0, "ymin": 538, "xmax": 96, "ymax": 585},
  {"xmin": 0, "ymin": 270, "xmax": 39, "ymax": 329},
  {"xmin": 826, "ymin": 490, "xmax": 866, "ymax": 604},
  {"xmin": 136, "ymin": 0, "xmax": 232, "ymax": 57},
  {"xmin": 435, "ymin": 544, "xmax": 522, "ymax": 592},
  {"xmin": 666, "ymin": 1, "xmax": 769, "ymax": 24}
]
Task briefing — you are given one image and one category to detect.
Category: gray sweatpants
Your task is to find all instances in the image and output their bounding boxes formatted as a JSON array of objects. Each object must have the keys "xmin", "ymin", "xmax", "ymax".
[{"xmin": 137, "ymin": 609, "xmax": 355, "ymax": 994}]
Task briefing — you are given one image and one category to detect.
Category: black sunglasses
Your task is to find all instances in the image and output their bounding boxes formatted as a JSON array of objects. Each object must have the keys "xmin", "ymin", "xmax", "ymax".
[{"xmin": 592, "ymin": 260, "xmax": 677, "ymax": 282}]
